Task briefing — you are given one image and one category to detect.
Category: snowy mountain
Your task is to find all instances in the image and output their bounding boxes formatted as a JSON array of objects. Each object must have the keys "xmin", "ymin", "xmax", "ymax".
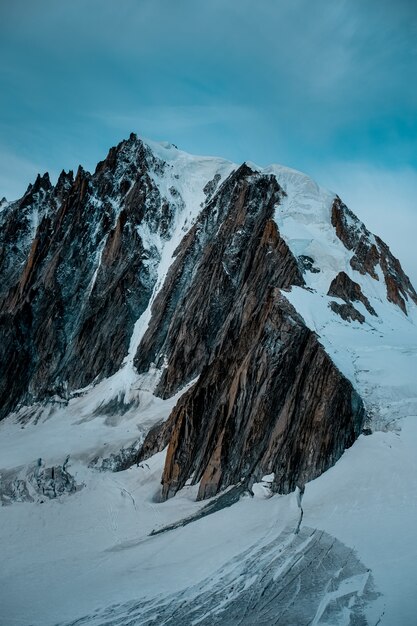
[{"xmin": 0, "ymin": 134, "xmax": 416, "ymax": 625}]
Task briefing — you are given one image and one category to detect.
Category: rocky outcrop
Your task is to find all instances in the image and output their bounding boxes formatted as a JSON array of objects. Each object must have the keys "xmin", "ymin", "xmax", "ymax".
[
  {"xmin": 331, "ymin": 197, "xmax": 417, "ymax": 313},
  {"xmin": 0, "ymin": 457, "xmax": 79, "ymax": 505},
  {"xmin": 135, "ymin": 419, "xmax": 176, "ymax": 468},
  {"xmin": 298, "ymin": 255, "xmax": 320, "ymax": 274},
  {"xmin": 329, "ymin": 301, "xmax": 365, "ymax": 324},
  {"xmin": 328, "ymin": 271, "xmax": 376, "ymax": 316},
  {"xmin": 159, "ymin": 293, "xmax": 364, "ymax": 500},
  {"xmin": 374, "ymin": 235, "xmax": 417, "ymax": 313},
  {"xmin": 132, "ymin": 171, "xmax": 365, "ymax": 502},
  {"xmin": 132, "ymin": 170, "xmax": 366, "ymax": 502},
  {"xmin": 0, "ymin": 172, "xmax": 56, "ymax": 302}
]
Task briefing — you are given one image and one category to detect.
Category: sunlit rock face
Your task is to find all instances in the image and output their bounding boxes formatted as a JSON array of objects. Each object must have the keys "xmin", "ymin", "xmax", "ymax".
[{"xmin": 134, "ymin": 164, "xmax": 304, "ymax": 396}]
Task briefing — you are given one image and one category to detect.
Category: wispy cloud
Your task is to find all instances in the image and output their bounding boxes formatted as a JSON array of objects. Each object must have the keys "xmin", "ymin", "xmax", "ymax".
[{"xmin": 93, "ymin": 104, "xmax": 255, "ymax": 135}]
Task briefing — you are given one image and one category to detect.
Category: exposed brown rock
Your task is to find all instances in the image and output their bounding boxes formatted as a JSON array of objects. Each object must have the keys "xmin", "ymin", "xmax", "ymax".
[
  {"xmin": 350, "ymin": 240, "xmax": 380, "ymax": 281},
  {"xmin": 328, "ymin": 271, "xmax": 376, "ymax": 316},
  {"xmin": 0, "ymin": 176, "xmax": 55, "ymax": 303},
  {"xmin": 331, "ymin": 196, "xmax": 417, "ymax": 313},
  {"xmin": 375, "ymin": 235, "xmax": 417, "ymax": 313},
  {"xmin": 159, "ymin": 293, "xmax": 364, "ymax": 501},
  {"xmin": 329, "ymin": 301, "xmax": 365, "ymax": 324},
  {"xmin": 331, "ymin": 197, "xmax": 379, "ymax": 279},
  {"xmin": 136, "ymin": 420, "xmax": 175, "ymax": 465}
]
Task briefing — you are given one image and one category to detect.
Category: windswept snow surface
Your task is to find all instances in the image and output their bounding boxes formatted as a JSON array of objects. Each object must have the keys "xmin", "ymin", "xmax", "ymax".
[
  {"xmin": 2, "ymin": 408, "xmax": 416, "ymax": 625},
  {"xmin": 0, "ymin": 440, "xmax": 379, "ymax": 626},
  {"xmin": 1, "ymin": 151, "xmax": 417, "ymax": 625}
]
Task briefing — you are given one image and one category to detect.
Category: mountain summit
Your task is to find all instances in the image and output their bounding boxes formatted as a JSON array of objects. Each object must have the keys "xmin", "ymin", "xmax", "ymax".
[{"xmin": 1, "ymin": 135, "xmax": 416, "ymax": 625}]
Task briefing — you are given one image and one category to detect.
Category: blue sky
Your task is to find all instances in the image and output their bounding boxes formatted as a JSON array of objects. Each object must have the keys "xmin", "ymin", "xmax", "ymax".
[{"xmin": 1, "ymin": 0, "xmax": 416, "ymax": 283}]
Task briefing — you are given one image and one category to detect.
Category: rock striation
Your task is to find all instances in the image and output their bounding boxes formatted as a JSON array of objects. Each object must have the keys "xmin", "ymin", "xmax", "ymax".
[{"xmin": 159, "ymin": 294, "xmax": 364, "ymax": 500}]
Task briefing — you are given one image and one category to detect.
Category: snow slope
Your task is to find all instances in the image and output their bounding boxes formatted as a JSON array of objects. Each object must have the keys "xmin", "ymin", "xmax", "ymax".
[{"xmin": 2, "ymin": 406, "xmax": 416, "ymax": 624}]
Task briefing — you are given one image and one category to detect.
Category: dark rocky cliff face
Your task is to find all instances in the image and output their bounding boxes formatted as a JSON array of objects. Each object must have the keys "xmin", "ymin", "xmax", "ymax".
[
  {"xmin": 327, "ymin": 271, "xmax": 377, "ymax": 322},
  {"xmin": 328, "ymin": 271, "xmax": 376, "ymax": 316}
]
